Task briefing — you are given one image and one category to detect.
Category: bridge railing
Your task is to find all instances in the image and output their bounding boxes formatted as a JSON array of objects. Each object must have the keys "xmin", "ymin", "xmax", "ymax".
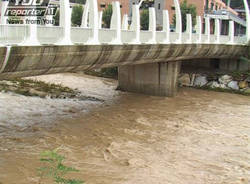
[
  {"xmin": 0, "ymin": 24, "xmax": 27, "ymax": 45},
  {"xmin": 121, "ymin": 30, "xmax": 137, "ymax": 44},
  {"xmin": 71, "ymin": 27, "xmax": 92, "ymax": 44},
  {"xmin": 0, "ymin": 0, "xmax": 249, "ymax": 46},
  {"xmin": 37, "ymin": 26, "xmax": 63, "ymax": 44}
]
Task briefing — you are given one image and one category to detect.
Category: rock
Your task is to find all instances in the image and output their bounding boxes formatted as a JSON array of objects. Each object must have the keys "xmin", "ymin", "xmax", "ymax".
[
  {"xmin": 190, "ymin": 74, "xmax": 196, "ymax": 87},
  {"xmin": 239, "ymin": 81, "xmax": 249, "ymax": 89},
  {"xmin": 218, "ymin": 75, "xmax": 233, "ymax": 85},
  {"xmin": 219, "ymin": 84, "xmax": 228, "ymax": 89},
  {"xmin": 179, "ymin": 74, "xmax": 191, "ymax": 86},
  {"xmin": 194, "ymin": 75, "xmax": 208, "ymax": 87},
  {"xmin": 227, "ymin": 81, "xmax": 239, "ymax": 90},
  {"xmin": 207, "ymin": 81, "xmax": 220, "ymax": 88}
]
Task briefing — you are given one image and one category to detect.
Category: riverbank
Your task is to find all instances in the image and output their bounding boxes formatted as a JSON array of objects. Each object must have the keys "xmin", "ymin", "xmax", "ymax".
[
  {"xmin": 179, "ymin": 71, "xmax": 250, "ymax": 96},
  {"xmin": 0, "ymin": 73, "xmax": 119, "ymax": 130}
]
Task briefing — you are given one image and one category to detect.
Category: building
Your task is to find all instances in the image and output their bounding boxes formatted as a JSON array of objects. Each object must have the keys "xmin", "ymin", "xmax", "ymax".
[{"xmin": 152, "ymin": 0, "xmax": 237, "ymax": 26}]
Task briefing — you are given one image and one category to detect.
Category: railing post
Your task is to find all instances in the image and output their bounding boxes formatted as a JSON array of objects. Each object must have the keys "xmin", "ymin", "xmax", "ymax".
[
  {"xmin": 98, "ymin": 11, "xmax": 103, "ymax": 29},
  {"xmin": 110, "ymin": 1, "xmax": 121, "ymax": 44},
  {"xmin": 130, "ymin": 5, "xmax": 140, "ymax": 44},
  {"xmin": 214, "ymin": 18, "xmax": 220, "ymax": 43},
  {"xmin": 122, "ymin": 14, "xmax": 128, "ymax": 30},
  {"xmin": 45, "ymin": 15, "xmax": 54, "ymax": 26},
  {"xmin": 185, "ymin": 14, "xmax": 192, "ymax": 43},
  {"xmin": 21, "ymin": 13, "xmax": 40, "ymax": 45},
  {"xmin": 148, "ymin": 7, "xmax": 156, "ymax": 43},
  {"xmin": 228, "ymin": 20, "xmax": 234, "ymax": 44},
  {"xmin": 86, "ymin": 0, "xmax": 99, "ymax": 44},
  {"xmin": 173, "ymin": 0, "xmax": 182, "ymax": 43},
  {"xmin": 162, "ymin": 10, "xmax": 170, "ymax": 44},
  {"xmin": 0, "ymin": 0, "xmax": 9, "ymax": 25},
  {"xmin": 195, "ymin": 16, "xmax": 202, "ymax": 43},
  {"xmin": 81, "ymin": 0, "xmax": 89, "ymax": 28},
  {"xmin": 243, "ymin": 0, "xmax": 250, "ymax": 44},
  {"xmin": 204, "ymin": 17, "xmax": 210, "ymax": 43},
  {"xmin": 57, "ymin": 0, "xmax": 72, "ymax": 45}
]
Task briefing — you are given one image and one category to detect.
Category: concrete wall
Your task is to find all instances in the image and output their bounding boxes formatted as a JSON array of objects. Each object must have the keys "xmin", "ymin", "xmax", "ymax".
[
  {"xmin": 118, "ymin": 62, "xmax": 181, "ymax": 96},
  {"xmin": 0, "ymin": 44, "xmax": 247, "ymax": 80}
]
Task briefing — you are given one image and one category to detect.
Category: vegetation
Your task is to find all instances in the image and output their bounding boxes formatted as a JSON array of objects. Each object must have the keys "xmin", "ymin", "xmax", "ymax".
[
  {"xmin": 0, "ymin": 78, "xmax": 78, "ymax": 98},
  {"xmin": 173, "ymin": 0, "xmax": 197, "ymax": 32},
  {"xmin": 38, "ymin": 150, "xmax": 84, "ymax": 184},
  {"xmin": 54, "ymin": 10, "xmax": 60, "ymax": 26},
  {"xmin": 71, "ymin": 5, "xmax": 83, "ymax": 26},
  {"xmin": 140, "ymin": 9, "xmax": 149, "ymax": 30},
  {"xmin": 102, "ymin": 4, "xmax": 112, "ymax": 28}
]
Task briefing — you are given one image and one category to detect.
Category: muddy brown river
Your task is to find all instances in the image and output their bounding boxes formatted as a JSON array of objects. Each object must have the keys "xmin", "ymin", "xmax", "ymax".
[{"xmin": 0, "ymin": 74, "xmax": 250, "ymax": 184}]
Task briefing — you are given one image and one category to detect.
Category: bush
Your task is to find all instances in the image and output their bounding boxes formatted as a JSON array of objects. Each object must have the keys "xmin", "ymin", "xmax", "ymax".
[
  {"xmin": 102, "ymin": 4, "xmax": 112, "ymax": 28},
  {"xmin": 173, "ymin": 0, "xmax": 197, "ymax": 32},
  {"xmin": 140, "ymin": 9, "xmax": 149, "ymax": 30},
  {"xmin": 71, "ymin": 5, "xmax": 83, "ymax": 26}
]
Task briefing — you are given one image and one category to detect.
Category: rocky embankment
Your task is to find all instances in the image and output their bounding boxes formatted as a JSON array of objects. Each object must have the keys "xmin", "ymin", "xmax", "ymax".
[{"xmin": 179, "ymin": 72, "xmax": 250, "ymax": 95}]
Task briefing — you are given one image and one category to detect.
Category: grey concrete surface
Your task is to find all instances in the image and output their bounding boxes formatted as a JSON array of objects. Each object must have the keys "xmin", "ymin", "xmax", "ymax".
[
  {"xmin": 0, "ymin": 44, "xmax": 247, "ymax": 80},
  {"xmin": 118, "ymin": 62, "xmax": 181, "ymax": 96}
]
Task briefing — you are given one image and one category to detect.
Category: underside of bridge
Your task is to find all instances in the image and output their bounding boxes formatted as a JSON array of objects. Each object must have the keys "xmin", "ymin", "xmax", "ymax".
[{"xmin": 0, "ymin": 44, "xmax": 248, "ymax": 97}]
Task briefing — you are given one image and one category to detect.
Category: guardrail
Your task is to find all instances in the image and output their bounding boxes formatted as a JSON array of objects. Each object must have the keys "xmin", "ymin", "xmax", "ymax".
[{"xmin": 0, "ymin": 0, "xmax": 249, "ymax": 46}]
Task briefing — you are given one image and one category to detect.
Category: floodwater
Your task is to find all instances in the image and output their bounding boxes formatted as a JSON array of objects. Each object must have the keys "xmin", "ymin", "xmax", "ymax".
[{"xmin": 0, "ymin": 73, "xmax": 250, "ymax": 184}]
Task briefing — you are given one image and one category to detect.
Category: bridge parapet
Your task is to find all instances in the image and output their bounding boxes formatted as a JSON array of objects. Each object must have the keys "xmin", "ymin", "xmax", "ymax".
[{"xmin": 0, "ymin": 0, "xmax": 249, "ymax": 46}]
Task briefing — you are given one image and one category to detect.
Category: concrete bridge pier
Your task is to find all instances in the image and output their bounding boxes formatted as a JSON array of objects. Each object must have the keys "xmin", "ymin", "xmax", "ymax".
[{"xmin": 118, "ymin": 62, "xmax": 181, "ymax": 97}]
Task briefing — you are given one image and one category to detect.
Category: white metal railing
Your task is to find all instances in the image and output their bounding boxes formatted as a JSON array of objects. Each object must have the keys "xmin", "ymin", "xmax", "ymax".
[
  {"xmin": 37, "ymin": 26, "xmax": 63, "ymax": 44},
  {"xmin": 121, "ymin": 30, "xmax": 137, "ymax": 43},
  {"xmin": 0, "ymin": 24, "xmax": 27, "ymax": 45},
  {"xmin": 99, "ymin": 29, "xmax": 116, "ymax": 44},
  {"xmin": 0, "ymin": 0, "xmax": 248, "ymax": 46},
  {"xmin": 71, "ymin": 27, "xmax": 92, "ymax": 44}
]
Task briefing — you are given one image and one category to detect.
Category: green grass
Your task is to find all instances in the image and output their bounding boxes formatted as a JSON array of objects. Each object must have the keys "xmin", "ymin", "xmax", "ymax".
[{"xmin": 38, "ymin": 150, "xmax": 84, "ymax": 184}]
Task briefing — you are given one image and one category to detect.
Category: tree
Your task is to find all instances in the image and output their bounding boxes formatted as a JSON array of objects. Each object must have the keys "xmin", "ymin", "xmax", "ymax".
[
  {"xmin": 173, "ymin": 0, "xmax": 197, "ymax": 32},
  {"xmin": 140, "ymin": 9, "xmax": 149, "ymax": 30},
  {"xmin": 71, "ymin": 5, "xmax": 83, "ymax": 26},
  {"xmin": 102, "ymin": 4, "xmax": 112, "ymax": 28},
  {"xmin": 53, "ymin": 10, "xmax": 60, "ymax": 26}
]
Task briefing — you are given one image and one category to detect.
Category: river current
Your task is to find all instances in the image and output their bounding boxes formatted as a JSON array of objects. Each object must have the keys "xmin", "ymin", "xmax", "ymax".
[{"xmin": 0, "ymin": 73, "xmax": 250, "ymax": 184}]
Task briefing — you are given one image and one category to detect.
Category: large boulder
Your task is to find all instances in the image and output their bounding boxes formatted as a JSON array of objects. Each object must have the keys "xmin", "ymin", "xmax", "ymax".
[
  {"xmin": 207, "ymin": 81, "xmax": 220, "ymax": 88},
  {"xmin": 218, "ymin": 75, "xmax": 233, "ymax": 85},
  {"xmin": 179, "ymin": 74, "xmax": 191, "ymax": 86},
  {"xmin": 227, "ymin": 81, "xmax": 239, "ymax": 90},
  {"xmin": 194, "ymin": 75, "xmax": 208, "ymax": 87},
  {"xmin": 239, "ymin": 81, "xmax": 249, "ymax": 89}
]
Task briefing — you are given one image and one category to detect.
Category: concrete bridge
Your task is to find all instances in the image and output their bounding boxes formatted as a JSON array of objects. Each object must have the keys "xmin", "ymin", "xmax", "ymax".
[{"xmin": 0, "ymin": 0, "xmax": 249, "ymax": 96}]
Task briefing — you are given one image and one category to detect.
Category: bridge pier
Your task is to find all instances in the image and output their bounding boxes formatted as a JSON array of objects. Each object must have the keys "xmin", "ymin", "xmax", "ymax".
[{"xmin": 118, "ymin": 62, "xmax": 181, "ymax": 97}]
